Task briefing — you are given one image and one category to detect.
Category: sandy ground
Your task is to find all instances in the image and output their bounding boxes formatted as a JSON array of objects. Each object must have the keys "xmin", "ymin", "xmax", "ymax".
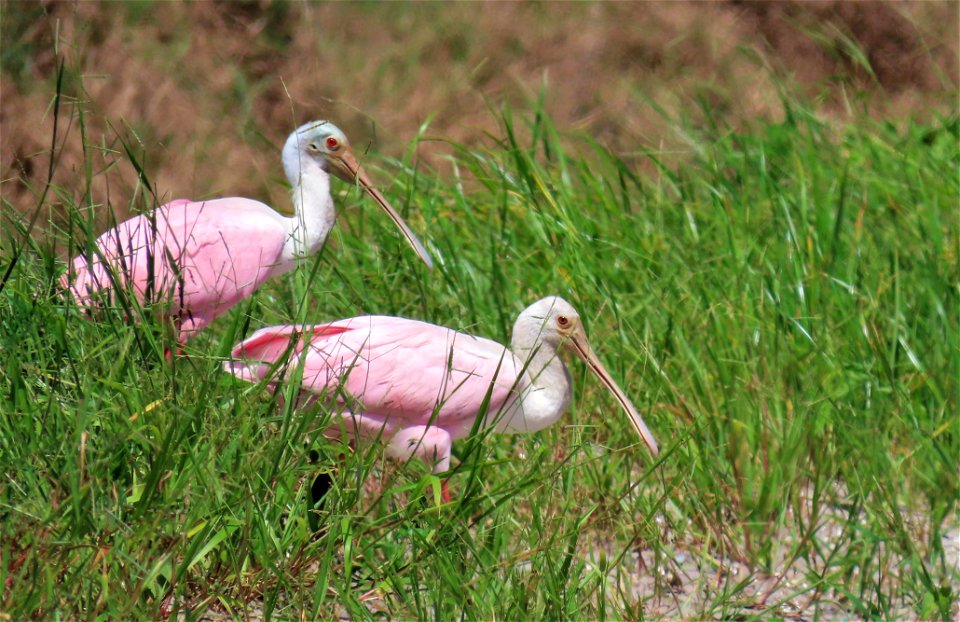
[{"xmin": 181, "ymin": 482, "xmax": 959, "ymax": 621}]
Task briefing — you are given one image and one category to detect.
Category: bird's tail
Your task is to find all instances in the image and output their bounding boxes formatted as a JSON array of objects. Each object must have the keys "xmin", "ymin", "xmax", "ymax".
[{"xmin": 223, "ymin": 324, "xmax": 351, "ymax": 383}]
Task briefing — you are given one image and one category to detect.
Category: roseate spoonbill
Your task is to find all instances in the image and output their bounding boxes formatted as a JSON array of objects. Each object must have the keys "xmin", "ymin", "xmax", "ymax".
[
  {"xmin": 224, "ymin": 296, "xmax": 659, "ymax": 500},
  {"xmin": 62, "ymin": 121, "xmax": 433, "ymax": 343}
]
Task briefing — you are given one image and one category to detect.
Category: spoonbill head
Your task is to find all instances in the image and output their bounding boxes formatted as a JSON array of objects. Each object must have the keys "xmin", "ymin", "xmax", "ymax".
[
  {"xmin": 506, "ymin": 297, "xmax": 660, "ymax": 457},
  {"xmin": 62, "ymin": 120, "xmax": 432, "ymax": 344},
  {"xmin": 282, "ymin": 121, "xmax": 433, "ymax": 268},
  {"xmin": 224, "ymin": 296, "xmax": 659, "ymax": 486}
]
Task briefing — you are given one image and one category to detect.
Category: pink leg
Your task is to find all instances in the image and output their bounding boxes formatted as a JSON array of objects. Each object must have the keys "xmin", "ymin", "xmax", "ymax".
[
  {"xmin": 163, "ymin": 345, "xmax": 185, "ymax": 360},
  {"xmin": 174, "ymin": 316, "xmax": 206, "ymax": 352}
]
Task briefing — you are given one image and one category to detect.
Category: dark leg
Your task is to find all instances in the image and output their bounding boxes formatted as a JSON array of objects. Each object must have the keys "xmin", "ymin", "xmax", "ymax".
[
  {"xmin": 307, "ymin": 448, "xmax": 333, "ymax": 532},
  {"xmin": 310, "ymin": 471, "xmax": 334, "ymax": 506}
]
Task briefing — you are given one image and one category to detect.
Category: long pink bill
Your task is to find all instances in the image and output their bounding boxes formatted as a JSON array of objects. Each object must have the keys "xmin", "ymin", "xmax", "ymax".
[{"xmin": 569, "ymin": 332, "xmax": 660, "ymax": 457}]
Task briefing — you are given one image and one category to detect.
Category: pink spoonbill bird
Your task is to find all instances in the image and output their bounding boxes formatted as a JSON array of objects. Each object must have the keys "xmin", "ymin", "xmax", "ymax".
[
  {"xmin": 62, "ymin": 121, "xmax": 433, "ymax": 344},
  {"xmin": 224, "ymin": 296, "xmax": 660, "ymax": 500}
]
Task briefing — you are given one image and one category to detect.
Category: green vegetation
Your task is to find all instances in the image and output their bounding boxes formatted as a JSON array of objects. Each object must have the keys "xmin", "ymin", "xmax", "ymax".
[{"xmin": 1, "ymin": 65, "xmax": 957, "ymax": 620}]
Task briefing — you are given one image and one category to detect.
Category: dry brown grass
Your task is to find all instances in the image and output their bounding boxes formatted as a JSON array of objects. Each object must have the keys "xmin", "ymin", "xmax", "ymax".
[{"xmin": 2, "ymin": 1, "xmax": 957, "ymax": 226}]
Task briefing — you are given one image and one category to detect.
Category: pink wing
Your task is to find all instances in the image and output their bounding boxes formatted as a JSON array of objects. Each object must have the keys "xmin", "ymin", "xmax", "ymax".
[
  {"xmin": 64, "ymin": 198, "xmax": 288, "ymax": 335},
  {"xmin": 227, "ymin": 317, "xmax": 525, "ymax": 441}
]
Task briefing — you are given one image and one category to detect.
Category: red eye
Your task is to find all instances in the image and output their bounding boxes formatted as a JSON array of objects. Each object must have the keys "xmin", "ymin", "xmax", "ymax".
[
  {"xmin": 325, "ymin": 136, "xmax": 340, "ymax": 150},
  {"xmin": 557, "ymin": 315, "xmax": 570, "ymax": 327}
]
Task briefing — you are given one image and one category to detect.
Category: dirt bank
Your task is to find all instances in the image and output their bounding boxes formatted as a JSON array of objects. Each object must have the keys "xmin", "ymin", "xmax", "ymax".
[{"xmin": 2, "ymin": 1, "xmax": 956, "ymax": 223}]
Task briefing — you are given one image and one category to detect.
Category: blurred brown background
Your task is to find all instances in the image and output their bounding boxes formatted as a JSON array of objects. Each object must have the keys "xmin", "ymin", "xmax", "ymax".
[{"xmin": 2, "ymin": 1, "xmax": 957, "ymax": 221}]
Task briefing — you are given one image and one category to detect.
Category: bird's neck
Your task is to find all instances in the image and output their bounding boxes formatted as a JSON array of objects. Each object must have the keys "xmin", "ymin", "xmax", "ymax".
[
  {"xmin": 504, "ymin": 336, "xmax": 572, "ymax": 434},
  {"xmin": 282, "ymin": 164, "xmax": 336, "ymax": 263}
]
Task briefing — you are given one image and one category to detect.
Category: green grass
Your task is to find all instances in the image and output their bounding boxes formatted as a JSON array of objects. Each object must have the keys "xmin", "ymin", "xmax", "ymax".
[{"xmin": 1, "ymin": 70, "xmax": 958, "ymax": 620}]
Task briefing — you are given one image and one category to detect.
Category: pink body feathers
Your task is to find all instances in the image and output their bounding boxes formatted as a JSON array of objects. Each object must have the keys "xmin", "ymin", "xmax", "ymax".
[
  {"xmin": 63, "ymin": 198, "xmax": 289, "ymax": 338},
  {"xmin": 225, "ymin": 317, "xmax": 528, "ymax": 471}
]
